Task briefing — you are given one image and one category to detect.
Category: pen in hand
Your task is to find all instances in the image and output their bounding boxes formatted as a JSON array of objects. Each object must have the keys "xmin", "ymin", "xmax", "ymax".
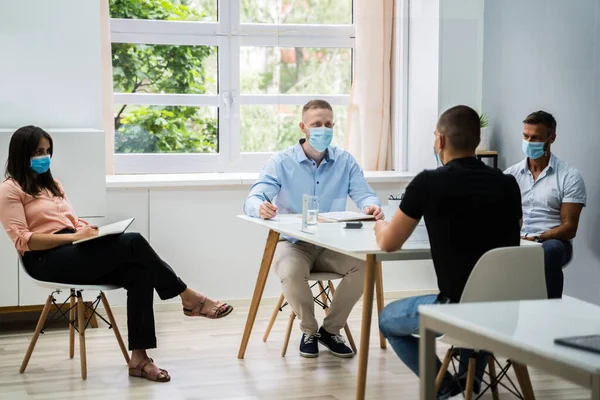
[{"xmin": 263, "ymin": 192, "xmax": 273, "ymax": 204}]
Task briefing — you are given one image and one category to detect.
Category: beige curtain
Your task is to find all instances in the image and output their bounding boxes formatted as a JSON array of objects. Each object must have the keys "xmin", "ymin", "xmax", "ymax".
[
  {"xmin": 346, "ymin": 0, "xmax": 395, "ymax": 171},
  {"xmin": 100, "ymin": 0, "xmax": 115, "ymax": 174}
]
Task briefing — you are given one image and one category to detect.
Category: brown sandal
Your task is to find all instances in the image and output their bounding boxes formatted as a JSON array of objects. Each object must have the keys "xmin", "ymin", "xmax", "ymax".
[
  {"xmin": 128, "ymin": 358, "xmax": 170, "ymax": 383},
  {"xmin": 183, "ymin": 294, "xmax": 234, "ymax": 319}
]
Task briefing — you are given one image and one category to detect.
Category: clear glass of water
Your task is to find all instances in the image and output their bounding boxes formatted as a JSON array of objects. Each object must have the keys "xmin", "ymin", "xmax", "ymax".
[{"xmin": 306, "ymin": 196, "xmax": 319, "ymax": 227}]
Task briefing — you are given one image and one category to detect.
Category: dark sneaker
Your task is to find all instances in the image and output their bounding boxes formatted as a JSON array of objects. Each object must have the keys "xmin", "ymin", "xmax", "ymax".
[
  {"xmin": 317, "ymin": 326, "xmax": 354, "ymax": 358},
  {"xmin": 437, "ymin": 375, "xmax": 481, "ymax": 400},
  {"xmin": 299, "ymin": 333, "xmax": 320, "ymax": 358}
]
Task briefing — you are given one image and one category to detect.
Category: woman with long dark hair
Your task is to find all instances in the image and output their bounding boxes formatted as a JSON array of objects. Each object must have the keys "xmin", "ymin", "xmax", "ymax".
[{"xmin": 0, "ymin": 126, "xmax": 233, "ymax": 382}]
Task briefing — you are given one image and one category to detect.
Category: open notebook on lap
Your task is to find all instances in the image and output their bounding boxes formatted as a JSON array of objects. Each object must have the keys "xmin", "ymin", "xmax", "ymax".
[{"xmin": 73, "ymin": 218, "xmax": 135, "ymax": 244}]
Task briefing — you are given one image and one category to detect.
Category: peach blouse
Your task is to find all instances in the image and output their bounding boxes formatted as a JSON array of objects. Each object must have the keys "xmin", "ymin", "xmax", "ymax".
[{"xmin": 0, "ymin": 178, "xmax": 87, "ymax": 254}]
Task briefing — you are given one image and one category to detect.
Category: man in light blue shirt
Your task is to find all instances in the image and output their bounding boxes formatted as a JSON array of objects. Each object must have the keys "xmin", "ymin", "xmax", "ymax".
[
  {"xmin": 505, "ymin": 111, "xmax": 586, "ymax": 299},
  {"xmin": 244, "ymin": 100, "xmax": 383, "ymax": 359}
]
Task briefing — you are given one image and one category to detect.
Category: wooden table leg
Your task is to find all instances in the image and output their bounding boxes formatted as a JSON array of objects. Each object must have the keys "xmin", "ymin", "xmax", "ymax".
[
  {"xmin": 355, "ymin": 254, "xmax": 376, "ymax": 400},
  {"xmin": 513, "ymin": 362, "xmax": 536, "ymax": 400},
  {"xmin": 238, "ymin": 229, "xmax": 280, "ymax": 359},
  {"xmin": 375, "ymin": 261, "xmax": 386, "ymax": 349}
]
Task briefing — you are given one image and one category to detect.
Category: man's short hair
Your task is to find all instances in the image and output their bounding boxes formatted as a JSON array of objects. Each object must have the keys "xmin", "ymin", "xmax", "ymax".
[
  {"xmin": 523, "ymin": 110, "xmax": 557, "ymax": 134},
  {"xmin": 436, "ymin": 105, "xmax": 481, "ymax": 151},
  {"xmin": 302, "ymin": 99, "xmax": 333, "ymax": 115}
]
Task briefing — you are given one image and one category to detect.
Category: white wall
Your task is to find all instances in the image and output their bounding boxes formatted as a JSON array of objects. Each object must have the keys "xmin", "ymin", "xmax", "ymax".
[
  {"xmin": 102, "ymin": 182, "xmax": 437, "ymax": 307},
  {"xmin": 407, "ymin": 0, "xmax": 485, "ymax": 173},
  {"xmin": 482, "ymin": 0, "xmax": 600, "ymax": 304},
  {"xmin": 0, "ymin": 0, "xmax": 102, "ymax": 129},
  {"xmin": 438, "ymin": 0, "xmax": 484, "ymax": 112},
  {"xmin": 0, "ymin": 1, "xmax": 104, "ymax": 307}
]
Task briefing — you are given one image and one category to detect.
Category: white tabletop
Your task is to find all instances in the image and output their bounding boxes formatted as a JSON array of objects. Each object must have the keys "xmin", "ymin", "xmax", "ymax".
[
  {"xmin": 420, "ymin": 297, "xmax": 600, "ymax": 387},
  {"xmin": 238, "ymin": 214, "xmax": 539, "ymax": 262},
  {"xmin": 238, "ymin": 214, "xmax": 431, "ymax": 261}
]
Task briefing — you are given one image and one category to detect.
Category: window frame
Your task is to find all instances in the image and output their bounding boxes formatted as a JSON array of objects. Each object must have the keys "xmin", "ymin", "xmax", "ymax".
[{"xmin": 110, "ymin": 0, "xmax": 356, "ymax": 174}]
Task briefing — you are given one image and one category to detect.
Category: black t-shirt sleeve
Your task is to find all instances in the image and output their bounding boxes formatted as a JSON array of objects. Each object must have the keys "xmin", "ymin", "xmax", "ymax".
[
  {"xmin": 506, "ymin": 174, "xmax": 523, "ymax": 220},
  {"xmin": 400, "ymin": 171, "xmax": 428, "ymax": 220}
]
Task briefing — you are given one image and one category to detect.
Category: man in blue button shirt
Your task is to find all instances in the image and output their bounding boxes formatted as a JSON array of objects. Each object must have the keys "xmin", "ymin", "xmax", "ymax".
[
  {"xmin": 505, "ymin": 111, "xmax": 586, "ymax": 299},
  {"xmin": 244, "ymin": 100, "xmax": 383, "ymax": 359}
]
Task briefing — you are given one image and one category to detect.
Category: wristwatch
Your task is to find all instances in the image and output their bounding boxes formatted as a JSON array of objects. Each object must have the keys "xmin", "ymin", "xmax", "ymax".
[{"xmin": 533, "ymin": 236, "xmax": 543, "ymax": 243}]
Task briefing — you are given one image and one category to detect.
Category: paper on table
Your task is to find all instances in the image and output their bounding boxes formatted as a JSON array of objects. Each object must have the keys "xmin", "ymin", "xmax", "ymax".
[{"xmin": 319, "ymin": 211, "xmax": 375, "ymax": 222}]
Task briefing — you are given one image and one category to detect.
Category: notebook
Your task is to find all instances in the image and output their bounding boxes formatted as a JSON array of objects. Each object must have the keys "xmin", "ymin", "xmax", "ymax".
[
  {"xmin": 73, "ymin": 218, "xmax": 135, "ymax": 244},
  {"xmin": 554, "ymin": 334, "xmax": 600, "ymax": 355}
]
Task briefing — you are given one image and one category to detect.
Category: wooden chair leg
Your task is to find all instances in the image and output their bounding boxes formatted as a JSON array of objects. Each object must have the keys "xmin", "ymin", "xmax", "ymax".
[
  {"xmin": 317, "ymin": 281, "xmax": 329, "ymax": 314},
  {"xmin": 69, "ymin": 290, "xmax": 75, "ymax": 359},
  {"xmin": 375, "ymin": 261, "xmax": 387, "ymax": 349},
  {"xmin": 263, "ymin": 293, "xmax": 285, "ymax": 342},
  {"xmin": 85, "ymin": 301, "xmax": 99, "ymax": 329},
  {"xmin": 436, "ymin": 348, "xmax": 454, "ymax": 392},
  {"xmin": 281, "ymin": 310, "xmax": 296, "ymax": 357},
  {"xmin": 20, "ymin": 294, "xmax": 53, "ymax": 373},
  {"xmin": 77, "ymin": 292, "xmax": 87, "ymax": 380},
  {"xmin": 100, "ymin": 292, "xmax": 130, "ymax": 364},
  {"xmin": 343, "ymin": 323, "xmax": 358, "ymax": 353},
  {"xmin": 513, "ymin": 361, "xmax": 536, "ymax": 400},
  {"xmin": 327, "ymin": 280, "xmax": 357, "ymax": 353},
  {"xmin": 464, "ymin": 355, "xmax": 477, "ymax": 400},
  {"xmin": 488, "ymin": 354, "xmax": 500, "ymax": 400}
]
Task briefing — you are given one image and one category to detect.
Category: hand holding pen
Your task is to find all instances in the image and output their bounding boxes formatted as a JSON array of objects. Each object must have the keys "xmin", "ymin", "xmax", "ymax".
[{"xmin": 259, "ymin": 192, "xmax": 278, "ymax": 220}]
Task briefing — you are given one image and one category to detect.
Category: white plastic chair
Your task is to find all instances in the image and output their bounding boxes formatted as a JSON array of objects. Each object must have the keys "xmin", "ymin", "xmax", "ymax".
[
  {"xmin": 435, "ymin": 245, "xmax": 546, "ymax": 399},
  {"xmin": 263, "ymin": 272, "xmax": 357, "ymax": 356},
  {"xmin": 18, "ymin": 257, "xmax": 129, "ymax": 380}
]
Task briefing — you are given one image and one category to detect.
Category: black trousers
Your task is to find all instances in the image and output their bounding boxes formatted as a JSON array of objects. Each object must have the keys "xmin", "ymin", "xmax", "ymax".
[{"xmin": 23, "ymin": 232, "xmax": 187, "ymax": 350}]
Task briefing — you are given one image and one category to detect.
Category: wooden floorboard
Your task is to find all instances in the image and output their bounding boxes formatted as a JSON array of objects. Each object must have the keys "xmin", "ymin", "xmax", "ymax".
[{"xmin": 0, "ymin": 299, "xmax": 591, "ymax": 399}]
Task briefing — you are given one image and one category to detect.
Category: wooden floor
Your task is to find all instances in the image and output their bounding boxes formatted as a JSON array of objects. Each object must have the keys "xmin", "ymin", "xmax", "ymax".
[{"xmin": 0, "ymin": 298, "xmax": 592, "ymax": 400}]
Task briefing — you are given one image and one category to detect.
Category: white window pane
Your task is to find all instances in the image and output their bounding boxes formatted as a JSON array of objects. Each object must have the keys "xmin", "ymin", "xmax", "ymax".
[
  {"xmin": 240, "ymin": 104, "xmax": 347, "ymax": 152},
  {"xmin": 240, "ymin": 47, "xmax": 352, "ymax": 95},
  {"xmin": 112, "ymin": 43, "xmax": 218, "ymax": 95},
  {"xmin": 115, "ymin": 105, "xmax": 218, "ymax": 153},
  {"xmin": 240, "ymin": 0, "xmax": 352, "ymax": 25},
  {"xmin": 109, "ymin": 0, "xmax": 217, "ymax": 22}
]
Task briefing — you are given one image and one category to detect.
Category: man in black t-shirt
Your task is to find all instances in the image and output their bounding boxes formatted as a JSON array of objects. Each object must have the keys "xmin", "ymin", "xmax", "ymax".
[{"xmin": 375, "ymin": 105, "xmax": 522, "ymax": 398}]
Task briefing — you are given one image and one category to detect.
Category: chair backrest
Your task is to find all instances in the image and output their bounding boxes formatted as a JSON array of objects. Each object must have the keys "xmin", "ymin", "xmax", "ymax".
[{"xmin": 460, "ymin": 246, "xmax": 547, "ymax": 303}]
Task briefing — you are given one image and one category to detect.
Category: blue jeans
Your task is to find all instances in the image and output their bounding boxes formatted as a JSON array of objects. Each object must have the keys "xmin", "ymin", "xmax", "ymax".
[
  {"xmin": 542, "ymin": 239, "xmax": 573, "ymax": 299},
  {"xmin": 379, "ymin": 295, "xmax": 488, "ymax": 393}
]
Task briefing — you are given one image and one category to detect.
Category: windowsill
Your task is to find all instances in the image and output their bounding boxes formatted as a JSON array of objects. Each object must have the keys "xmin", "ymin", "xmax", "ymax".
[{"xmin": 106, "ymin": 171, "xmax": 416, "ymax": 189}]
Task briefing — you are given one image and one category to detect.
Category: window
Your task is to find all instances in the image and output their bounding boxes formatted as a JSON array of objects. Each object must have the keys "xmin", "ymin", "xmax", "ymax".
[{"xmin": 110, "ymin": 0, "xmax": 354, "ymax": 173}]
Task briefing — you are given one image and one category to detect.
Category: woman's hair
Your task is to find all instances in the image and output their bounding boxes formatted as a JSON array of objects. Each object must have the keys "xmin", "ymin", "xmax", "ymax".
[{"xmin": 5, "ymin": 126, "xmax": 63, "ymax": 198}]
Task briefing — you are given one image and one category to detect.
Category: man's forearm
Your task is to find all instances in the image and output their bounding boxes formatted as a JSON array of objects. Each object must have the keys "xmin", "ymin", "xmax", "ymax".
[{"xmin": 539, "ymin": 224, "xmax": 578, "ymax": 241}]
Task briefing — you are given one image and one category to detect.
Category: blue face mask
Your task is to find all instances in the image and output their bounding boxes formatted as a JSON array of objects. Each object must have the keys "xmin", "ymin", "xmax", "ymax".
[
  {"xmin": 522, "ymin": 139, "xmax": 547, "ymax": 160},
  {"xmin": 308, "ymin": 127, "xmax": 333, "ymax": 152},
  {"xmin": 31, "ymin": 155, "xmax": 51, "ymax": 174},
  {"xmin": 434, "ymin": 148, "xmax": 443, "ymax": 167}
]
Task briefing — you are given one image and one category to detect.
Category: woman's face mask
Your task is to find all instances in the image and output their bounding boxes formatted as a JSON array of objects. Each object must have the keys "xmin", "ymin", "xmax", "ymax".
[{"xmin": 31, "ymin": 155, "xmax": 51, "ymax": 174}]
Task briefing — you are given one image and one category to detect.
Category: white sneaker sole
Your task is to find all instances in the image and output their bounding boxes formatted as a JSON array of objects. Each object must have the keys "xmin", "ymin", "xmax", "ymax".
[{"xmin": 299, "ymin": 351, "xmax": 319, "ymax": 358}]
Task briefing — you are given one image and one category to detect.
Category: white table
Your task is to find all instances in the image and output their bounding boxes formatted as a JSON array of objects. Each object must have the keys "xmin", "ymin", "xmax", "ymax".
[
  {"xmin": 237, "ymin": 214, "xmax": 431, "ymax": 400},
  {"xmin": 419, "ymin": 297, "xmax": 600, "ymax": 400},
  {"xmin": 237, "ymin": 214, "xmax": 538, "ymax": 400}
]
